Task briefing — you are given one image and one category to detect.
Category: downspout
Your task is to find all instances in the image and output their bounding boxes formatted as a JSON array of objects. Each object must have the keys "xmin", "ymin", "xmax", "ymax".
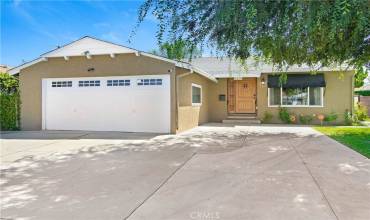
[{"xmin": 175, "ymin": 69, "xmax": 194, "ymax": 132}]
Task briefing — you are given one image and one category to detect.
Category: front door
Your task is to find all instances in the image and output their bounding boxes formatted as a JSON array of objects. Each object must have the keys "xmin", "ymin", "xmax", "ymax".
[{"xmin": 228, "ymin": 78, "xmax": 256, "ymax": 113}]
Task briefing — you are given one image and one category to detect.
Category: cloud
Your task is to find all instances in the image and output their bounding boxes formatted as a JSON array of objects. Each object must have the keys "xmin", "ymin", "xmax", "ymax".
[
  {"xmin": 101, "ymin": 31, "xmax": 121, "ymax": 43},
  {"xmin": 94, "ymin": 22, "xmax": 111, "ymax": 29},
  {"xmin": 11, "ymin": 2, "xmax": 59, "ymax": 40},
  {"xmin": 13, "ymin": 0, "xmax": 23, "ymax": 7}
]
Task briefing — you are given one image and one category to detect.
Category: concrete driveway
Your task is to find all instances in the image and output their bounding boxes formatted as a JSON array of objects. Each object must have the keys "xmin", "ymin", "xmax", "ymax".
[{"xmin": 1, "ymin": 125, "xmax": 369, "ymax": 220}]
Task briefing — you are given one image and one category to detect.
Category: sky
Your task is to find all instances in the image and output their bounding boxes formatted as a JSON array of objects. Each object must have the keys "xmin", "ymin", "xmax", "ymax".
[{"xmin": 1, "ymin": 0, "xmax": 164, "ymax": 67}]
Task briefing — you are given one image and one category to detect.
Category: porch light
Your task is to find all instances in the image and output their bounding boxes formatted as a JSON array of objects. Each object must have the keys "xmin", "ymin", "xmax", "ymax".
[{"xmin": 261, "ymin": 77, "xmax": 265, "ymax": 85}]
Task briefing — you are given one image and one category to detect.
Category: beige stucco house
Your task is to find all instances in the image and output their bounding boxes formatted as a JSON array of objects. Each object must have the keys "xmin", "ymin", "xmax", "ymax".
[{"xmin": 9, "ymin": 36, "xmax": 355, "ymax": 133}]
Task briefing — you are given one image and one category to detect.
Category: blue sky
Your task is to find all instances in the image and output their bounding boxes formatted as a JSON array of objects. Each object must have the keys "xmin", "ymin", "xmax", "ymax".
[{"xmin": 1, "ymin": 0, "xmax": 164, "ymax": 67}]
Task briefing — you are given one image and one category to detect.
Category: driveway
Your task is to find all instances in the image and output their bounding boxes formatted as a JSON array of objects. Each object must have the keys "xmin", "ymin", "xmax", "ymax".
[{"xmin": 1, "ymin": 125, "xmax": 369, "ymax": 220}]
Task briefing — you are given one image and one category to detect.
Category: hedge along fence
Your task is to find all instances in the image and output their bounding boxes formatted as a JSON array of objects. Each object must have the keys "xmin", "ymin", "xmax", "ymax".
[
  {"xmin": 0, "ymin": 92, "xmax": 20, "ymax": 130},
  {"xmin": 355, "ymin": 90, "xmax": 370, "ymax": 96},
  {"xmin": 0, "ymin": 72, "xmax": 20, "ymax": 130}
]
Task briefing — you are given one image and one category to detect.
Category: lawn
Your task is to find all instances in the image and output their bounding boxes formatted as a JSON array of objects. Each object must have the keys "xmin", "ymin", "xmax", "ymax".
[{"xmin": 315, "ymin": 127, "xmax": 370, "ymax": 158}]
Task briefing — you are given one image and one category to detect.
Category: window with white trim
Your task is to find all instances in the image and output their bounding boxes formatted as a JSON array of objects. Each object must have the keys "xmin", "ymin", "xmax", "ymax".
[
  {"xmin": 52, "ymin": 81, "xmax": 72, "ymax": 87},
  {"xmin": 191, "ymin": 84, "xmax": 202, "ymax": 106},
  {"xmin": 137, "ymin": 78, "xmax": 162, "ymax": 86},
  {"xmin": 268, "ymin": 87, "xmax": 323, "ymax": 107},
  {"xmin": 78, "ymin": 80, "xmax": 100, "ymax": 87},
  {"xmin": 107, "ymin": 80, "xmax": 130, "ymax": 86}
]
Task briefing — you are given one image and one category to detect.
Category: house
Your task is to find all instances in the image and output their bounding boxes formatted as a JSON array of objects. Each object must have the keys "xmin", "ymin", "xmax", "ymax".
[
  {"xmin": 0, "ymin": 65, "xmax": 11, "ymax": 73},
  {"xmin": 355, "ymin": 84, "xmax": 370, "ymax": 116},
  {"xmin": 9, "ymin": 36, "xmax": 355, "ymax": 133}
]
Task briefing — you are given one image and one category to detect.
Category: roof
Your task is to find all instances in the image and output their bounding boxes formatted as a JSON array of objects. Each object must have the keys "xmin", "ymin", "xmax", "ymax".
[
  {"xmin": 356, "ymin": 84, "xmax": 370, "ymax": 91},
  {"xmin": 8, "ymin": 36, "xmax": 217, "ymax": 82},
  {"xmin": 189, "ymin": 57, "xmax": 355, "ymax": 78}
]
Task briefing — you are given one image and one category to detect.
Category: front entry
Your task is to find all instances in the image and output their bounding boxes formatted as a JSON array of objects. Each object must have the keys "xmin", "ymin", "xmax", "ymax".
[{"xmin": 228, "ymin": 78, "xmax": 257, "ymax": 113}]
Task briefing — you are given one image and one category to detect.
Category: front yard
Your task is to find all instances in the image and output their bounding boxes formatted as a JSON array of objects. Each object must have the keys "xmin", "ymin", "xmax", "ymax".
[{"xmin": 315, "ymin": 127, "xmax": 370, "ymax": 158}]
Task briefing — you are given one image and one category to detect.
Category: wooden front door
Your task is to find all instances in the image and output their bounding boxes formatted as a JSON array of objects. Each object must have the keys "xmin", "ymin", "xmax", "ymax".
[{"xmin": 228, "ymin": 78, "xmax": 256, "ymax": 113}]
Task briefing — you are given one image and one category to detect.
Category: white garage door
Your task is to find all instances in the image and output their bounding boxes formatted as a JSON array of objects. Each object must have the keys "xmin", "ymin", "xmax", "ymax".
[{"xmin": 42, "ymin": 75, "xmax": 171, "ymax": 133}]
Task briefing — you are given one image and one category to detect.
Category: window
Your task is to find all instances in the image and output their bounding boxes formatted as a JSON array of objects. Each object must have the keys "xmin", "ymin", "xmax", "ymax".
[
  {"xmin": 282, "ymin": 88, "xmax": 308, "ymax": 106},
  {"xmin": 78, "ymin": 80, "xmax": 100, "ymax": 87},
  {"xmin": 191, "ymin": 84, "xmax": 202, "ymax": 106},
  {"xmin": 309, "ymin": 87, "xmax": 322, "ymax": 106},
  {"xmin": 268, "ymin": 87, "xmax": 323, "ymax": 107},
  {"xmin": 52, "ymin": 81, "xmax": 72, "ymax": 87},
  {"xmin": 268, "ymin": 87, "xmax": 281, "ymax": 106},
  {"xmin": 137, "ymin": 78, "xmax": 162, "ymax": 86},
  {"xmin": 107, "ymin": 80, "xmax": 130, "ymax": 86}
]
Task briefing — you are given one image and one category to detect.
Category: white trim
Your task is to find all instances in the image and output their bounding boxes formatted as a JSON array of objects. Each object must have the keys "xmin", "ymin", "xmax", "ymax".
[
  {"xmin": 191, "ymin": 83, "xmax": 202, "ymax": 106},
  {"xmin": 42, "ymin": 79, "xmax": 47, "ymax": 130},
  {"xmin": 8, "ymin": 58, "xmax": 46, "ymax": 75},
  {"xmin": 267, "ymin": 87, "xmax": 324, "ymax": 108}
]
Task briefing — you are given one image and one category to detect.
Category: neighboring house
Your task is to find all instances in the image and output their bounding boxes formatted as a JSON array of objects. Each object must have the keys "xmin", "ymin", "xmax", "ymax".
[
  {"xmin": 355, "ymin": 84, "xmax": 370, "ymax": 116},
  {"xmin": 0, "ymin": 65, "xmax": 11, "ymax": 73},
  {"xmin": 9, "ymin": 36, "xmax": 355, "ymax": 133}
]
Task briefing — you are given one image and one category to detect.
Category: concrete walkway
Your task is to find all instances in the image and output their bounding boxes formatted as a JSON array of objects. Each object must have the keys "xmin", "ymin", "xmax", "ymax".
[{"xmin": 1, "ymin": 125, "xmax": 369, "ymax": 220}]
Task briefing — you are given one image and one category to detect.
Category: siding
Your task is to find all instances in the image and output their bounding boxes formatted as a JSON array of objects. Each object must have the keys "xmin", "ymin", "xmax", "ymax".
[{"xmin": 177, "ymin": 72, "xmax": 211, "ymax": 132}]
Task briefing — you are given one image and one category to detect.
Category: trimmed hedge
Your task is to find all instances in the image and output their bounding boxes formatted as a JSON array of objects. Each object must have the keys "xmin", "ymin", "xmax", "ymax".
[
  {"xmin": 0, "ymin": 92, "xmax": 20, "ymax": 130},
  {"xmin": 355, "ymin": 90, "xmax": 370, "ymax": 96}
]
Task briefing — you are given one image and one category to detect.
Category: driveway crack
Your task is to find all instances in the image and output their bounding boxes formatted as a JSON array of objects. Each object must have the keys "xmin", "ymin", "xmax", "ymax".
[
  {"xmin": 123, "ymin": 151, "xmax": 197, "ymax": 220},
  {"xmin": 289, "ymin": 137, "xmax": 339, "ymax": 220}
]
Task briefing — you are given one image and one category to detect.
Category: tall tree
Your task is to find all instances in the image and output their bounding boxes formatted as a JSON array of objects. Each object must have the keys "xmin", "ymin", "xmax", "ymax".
[
  {"xmin": 134, "ymin": 0, "xmax": 370, "ymax": 71},
  {"xmin": 150, "ymin": 39, "xmax": 202, "ymax": 60}
]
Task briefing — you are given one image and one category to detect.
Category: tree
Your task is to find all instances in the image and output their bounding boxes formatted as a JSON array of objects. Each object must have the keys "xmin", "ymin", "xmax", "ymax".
[
  {"xmin": 135, "ymin": 0, "xmax": 370, "ymax": 71},
  {"xmin": 150, "ymin": 39, "xmax": 202, "ymax": 60},
  {"xmin": 354, "ymin": 66, "xmax": 369, "ymax": 88},
  {"xmin": 0, "ymin": 72, "xmax": 18, "ymax": 94}
]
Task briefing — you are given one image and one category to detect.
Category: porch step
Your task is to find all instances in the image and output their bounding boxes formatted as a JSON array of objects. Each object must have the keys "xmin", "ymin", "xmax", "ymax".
[
  {"xmin": 222, "ymin": 119, "xmax": 261, "ymax": 124},
  {"xmin": 223, "ymin": 114, "xmax": 260, "ymax": 124}
]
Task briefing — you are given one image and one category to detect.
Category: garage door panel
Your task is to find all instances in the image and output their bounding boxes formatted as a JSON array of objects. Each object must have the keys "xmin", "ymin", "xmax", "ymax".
[{"xmin": 43, "ymin": 75, "xmax": 171, "ymax": 133}]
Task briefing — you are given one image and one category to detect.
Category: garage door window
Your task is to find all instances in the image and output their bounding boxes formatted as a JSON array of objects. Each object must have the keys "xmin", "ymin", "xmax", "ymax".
[
  {"xmin": 52, "ymin": 81, "xmax": 72, "ymax": 87},
  {"xmin": 107, "ymin": 80, "xmax": 130, "ymax": 86},
  {"xmin": 137, "ymin": 79, "xmax": 162, "ymax": 86},
  {"xmin": 191, "ymin": 84, "xmax": 202, "ymax": 106},
  {"xmin": 79, "ymin": 80, "xmax": 100, "ymax": 87}
]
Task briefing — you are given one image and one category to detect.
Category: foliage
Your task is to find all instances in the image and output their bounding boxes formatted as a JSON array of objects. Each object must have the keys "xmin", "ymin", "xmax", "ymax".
[
  {"xmin": 0, "ymin": 92, "xmax": 20, "ymax": 130},
  {"xmin": 355, "ymin": 90, "xmax": 370, "ymax": 96},
  {"xmin": 135, "ymin": 0, "xmax": 370, "ymax": 70},
  {"xmin": 324, "ymin": 112, "xmax": 338, "ymax": 123},
  {"xmin": 354, "ymin": 103, "xmax": 368, "ymax": 121},
  {"xmin": 0, "ymin": 72, "xmax": 19, "ymax": 93},
  {"xmin": 262, "ymin": 111, "xmax": 273, "ymax": 123},
  {"xmin": 315, "ymin": 127, "xmax": 370, "ymax": 158},
  {"xmin": 278, "ymin": 107, "xmax": 292, "ymax": 124},
  {"xmin": 344, "ymin": 109, "xmax": 354, "ymax": 125},
  {"xmin": 299, "ymin": 114, "xmax": 314, "ymax": 124},
  {"xmin": 150, "ymin": 39, "xmax": 202, "ymax": 60},
  {"xmin": 0, "ymin": 73, "xmax": 20, "ymax": 130},
  {"xmin": 354, "ymin": 66, "xmax": 369, "ymax": 88}
]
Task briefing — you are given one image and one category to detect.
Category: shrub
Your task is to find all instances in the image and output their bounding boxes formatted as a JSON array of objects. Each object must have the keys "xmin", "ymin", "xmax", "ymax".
[
  {"xmin": 0, "ymin": 92, "xmax": 20, "ymax": 130},
  {"xmin": 324, "ymin": 112, "xmax": 338, "ymax": 124},
  {"xmin": 0, "ymin": 73, "xmax": 20, "ymax": 130},
  {"xmin": 262, "ymin": 111, "xmax": 273, "ymax": 123},
  {"xmin": 354, "ymin": 103, "xmax": 368, "ymax": 121},
  {"xmin": 279, "ymin": 107, "xmax": 292, "ymax": 123},
  {"xmin": 299, "ymin": 114, "xmax": 314, "ymax": 124},
  {"xmin": 344, "ymin": 110, "xmax": 353, "ymax": 125},
  {"xmin": 355, "ymin": 90, "xmax": 370, "ymax": 96}
]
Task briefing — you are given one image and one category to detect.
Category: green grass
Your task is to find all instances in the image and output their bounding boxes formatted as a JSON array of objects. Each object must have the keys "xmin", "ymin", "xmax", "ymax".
[{"xmin": 315, "ymin": 127, "xmax": 370, "ymax": 158}]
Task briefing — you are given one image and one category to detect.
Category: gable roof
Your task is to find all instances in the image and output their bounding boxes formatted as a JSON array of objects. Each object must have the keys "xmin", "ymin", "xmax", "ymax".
[
  {"xmin": 190, "ymin": 57, "xmax": 355, "ymax": 78},
  {"xmin": 8, "ymin": 36, "xmax": 217, "ymax": 82}
]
